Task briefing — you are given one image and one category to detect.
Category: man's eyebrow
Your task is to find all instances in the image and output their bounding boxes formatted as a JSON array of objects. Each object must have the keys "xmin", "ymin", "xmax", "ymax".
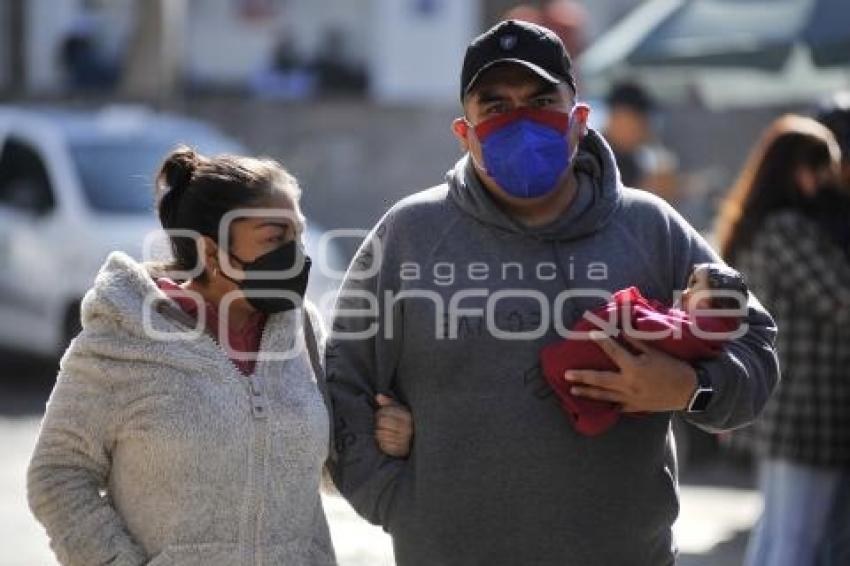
[
  {"xmin": 474, "ymin": 82, "xmax": 560, "ymax": 104},
  {"xmin": 473, "ymin": 88, "xmax": 507, "ymax": 104},
  {"xmin": 253, "ymin": 221, "xmax": 290, "ymax": 231},
  {"xmin": 530, "ymin": 83, "xmax": 559, "ymax": 98}
]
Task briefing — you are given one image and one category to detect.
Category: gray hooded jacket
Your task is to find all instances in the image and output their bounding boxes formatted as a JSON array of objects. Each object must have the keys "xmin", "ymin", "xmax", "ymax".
[
  {"xmin": 327, "ymin": 131, "xmax": 779, "ymax": 566},
  {"xmin": 27, "ymin": 252, "xmax": 336, "ymax": 566}
]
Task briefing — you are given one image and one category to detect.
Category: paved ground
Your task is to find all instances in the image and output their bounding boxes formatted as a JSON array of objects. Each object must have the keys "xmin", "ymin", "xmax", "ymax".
[{"xmin": 0, "ymin": 352, "xmax": 759, "ymax": 566}]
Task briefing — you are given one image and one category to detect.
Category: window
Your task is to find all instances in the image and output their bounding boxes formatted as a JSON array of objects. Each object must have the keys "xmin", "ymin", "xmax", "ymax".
[
  {"xmin": 68, "ymin": 133, "xmax": 242, "ymax": 214},
  {"xmin": 0, "ymin": 138, "xmax": 55, "ymax": 214},
  {"xmin": 69, "ymin": 140, "xmax": 184, "ymax": 214}
]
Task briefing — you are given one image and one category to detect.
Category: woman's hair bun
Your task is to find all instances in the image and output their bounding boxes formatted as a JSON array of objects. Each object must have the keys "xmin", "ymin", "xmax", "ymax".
[
  {"xmin": 155, "ymin": 145, "xmax": 202, "ymax": 228},
  {"xmin": 159, "ymin": 145, "xmax": 199, "ymax": 194}
]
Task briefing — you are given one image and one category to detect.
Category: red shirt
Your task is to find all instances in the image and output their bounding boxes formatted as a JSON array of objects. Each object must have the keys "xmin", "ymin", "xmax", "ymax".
[{"xmin": 156, "ymin": 278, "xmax": 267, "ymax": 376}]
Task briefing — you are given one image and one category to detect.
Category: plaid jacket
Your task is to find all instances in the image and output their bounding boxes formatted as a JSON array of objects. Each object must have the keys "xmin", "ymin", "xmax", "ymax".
[{"xmin": 734, "ymin": 210, "xmax": 850, "ymax": 467}]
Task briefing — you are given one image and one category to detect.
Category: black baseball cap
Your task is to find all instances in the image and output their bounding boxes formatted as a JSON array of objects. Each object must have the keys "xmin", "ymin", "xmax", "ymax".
[{"xmin": 460, "ymin": 19, "xmax": 576, "ymax": 101}]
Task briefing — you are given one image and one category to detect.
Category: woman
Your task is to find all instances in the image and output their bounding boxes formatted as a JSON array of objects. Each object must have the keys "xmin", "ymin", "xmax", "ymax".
[
  {"xmin": 27, "ymin": 147, "xmax": 413, "ymax": 565},
  {"xmin": 815, "ymin": 91, "xmax": 850, "ymax": 566},
  {"xmin": 715, "ymin": 115, "xmax": 850, "ymax": 566}
]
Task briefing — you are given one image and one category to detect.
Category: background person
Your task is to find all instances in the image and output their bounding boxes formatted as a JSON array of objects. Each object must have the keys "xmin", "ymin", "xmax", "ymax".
[
  {"xmin": 603, "ymin": 81, "xmax": 680, "ymax": 204},
  {"xmin": 814, "ymin": 92, "xmax": 850, "ymax": 566},
  {"xmin": 715, "ymin": 115, "xmax": 850, "ymax": 566}
]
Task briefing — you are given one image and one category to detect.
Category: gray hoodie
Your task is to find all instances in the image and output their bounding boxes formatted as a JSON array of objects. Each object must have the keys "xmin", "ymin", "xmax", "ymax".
[
  {"xmin": 27, "ymin": 252, "xmax": 336, "ymax": 566},
  {"xmin": 326, "ymin": 131, "xmax": 779, "ymax": 566}
]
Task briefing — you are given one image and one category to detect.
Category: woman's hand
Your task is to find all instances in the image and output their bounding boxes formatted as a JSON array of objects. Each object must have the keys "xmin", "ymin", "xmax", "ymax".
[{"xmin": 374, "ymin": 394, "xmax": 414, "ymax": 458}]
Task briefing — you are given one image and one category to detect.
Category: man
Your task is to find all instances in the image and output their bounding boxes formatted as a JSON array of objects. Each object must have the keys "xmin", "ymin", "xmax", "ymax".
[
  {"xmin": 603, "ymin": 81, "xmax": 679, "ymax": 203},
  {"xmin": 327, "ymin": 20, "xmax": 779, "ymax": 565}
]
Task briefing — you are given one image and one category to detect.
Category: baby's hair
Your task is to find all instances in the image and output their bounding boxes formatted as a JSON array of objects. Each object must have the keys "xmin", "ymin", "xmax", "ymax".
[{"xmin": 689, "ymin": 263, "xmax": 748, "ymax": 311}]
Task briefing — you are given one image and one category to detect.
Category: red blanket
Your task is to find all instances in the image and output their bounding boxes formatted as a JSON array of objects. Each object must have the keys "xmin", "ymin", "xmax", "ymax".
[{"xmin": 540, "ymin": 287, "xmax": 739, "ymax": 436}]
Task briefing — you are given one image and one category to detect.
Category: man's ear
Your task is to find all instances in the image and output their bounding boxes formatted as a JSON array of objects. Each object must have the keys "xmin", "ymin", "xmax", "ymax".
[
  {"xmin": 573, "ymin": 103, "xmax": 591, "ymax": 136},
  {"xmin": 451, "ymin": 118, "xmax": 471, "ymax": 152}
]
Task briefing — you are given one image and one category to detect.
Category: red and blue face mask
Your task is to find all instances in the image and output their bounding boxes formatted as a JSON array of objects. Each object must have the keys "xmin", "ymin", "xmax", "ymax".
[{"xmin": 472, "ymin": 107, "xmax": 575, "ymax": 199}]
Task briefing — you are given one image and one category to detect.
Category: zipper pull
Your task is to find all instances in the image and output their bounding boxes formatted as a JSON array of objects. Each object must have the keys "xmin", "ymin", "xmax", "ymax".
[{"xmin": 249, "ymin": 375, "xmax": 268, "ymax": 419}]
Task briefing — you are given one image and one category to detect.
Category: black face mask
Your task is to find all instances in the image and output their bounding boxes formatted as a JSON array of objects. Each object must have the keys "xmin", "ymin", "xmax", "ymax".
[{"xmin": 222, "ymin": 240, "xmax": 312, "ymax": 314}]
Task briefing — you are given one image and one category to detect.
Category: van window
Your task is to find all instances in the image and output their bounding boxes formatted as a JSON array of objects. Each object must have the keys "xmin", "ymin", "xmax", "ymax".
[
  {"xmin": 68, "ymin": 140, "xmax": 170, "ymax": 213},
  {"xmin": 0, "ymin": 138, "xmax": 56, "ymax": 214},
  {"xmin": 68, "ymin": 129, "xmax": 242, "ymax": 214}
]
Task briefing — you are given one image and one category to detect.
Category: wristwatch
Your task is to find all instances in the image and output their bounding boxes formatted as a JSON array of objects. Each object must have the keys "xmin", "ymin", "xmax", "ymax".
[{"xmin": 686, "ymin": 364, "xmax": 714, "ymax": 413}]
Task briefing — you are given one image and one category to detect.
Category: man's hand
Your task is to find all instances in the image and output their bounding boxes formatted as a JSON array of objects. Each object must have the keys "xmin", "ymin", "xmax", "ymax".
[
  {"xmin": 565, "ymin": 331, "xmax": 698, "ymax": 413},
  {"xmin": 374, "ymin": 394, "xmax": 414, "ymax": 458}
]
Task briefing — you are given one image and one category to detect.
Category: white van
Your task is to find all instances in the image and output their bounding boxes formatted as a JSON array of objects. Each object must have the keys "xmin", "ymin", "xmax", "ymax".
[{"xmin": 0, "ymin": 106, "xmax": 341, "ymax": 358}]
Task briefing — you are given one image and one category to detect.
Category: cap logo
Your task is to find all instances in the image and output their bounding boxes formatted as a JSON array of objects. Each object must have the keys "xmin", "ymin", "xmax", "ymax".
[{"xmin": 500, "ymin": 34, "xmax": 517, "ymax": 51}]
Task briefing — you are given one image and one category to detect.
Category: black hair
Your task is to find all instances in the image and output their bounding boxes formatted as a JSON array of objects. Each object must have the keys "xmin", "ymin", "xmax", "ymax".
[
  {"xmin": 688, "ymin": 263, "xmax": 748, "ymax": 311},
  {"xmin": 606, "ymin": 81, "xmax": 654, "ymax": 115},
  {"xmin": 815, "ymin": 91, "xmax": 850, "ymax": 161},
  {"xmin": 716, "ymin": 115, "xmax": 841, "ymax": 262},
  {"xmin": 154, "ymin": 145, "xmax": 300, "ymax": 281}
]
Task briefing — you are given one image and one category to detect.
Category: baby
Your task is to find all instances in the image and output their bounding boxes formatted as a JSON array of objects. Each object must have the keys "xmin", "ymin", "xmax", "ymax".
[
  {"xmin": 675, "ymin": 262, "xmax": 748, "ymax": 316},
  {"xmin": 540, "ymin": 263, "xmax": 747, "ymax": 436}
]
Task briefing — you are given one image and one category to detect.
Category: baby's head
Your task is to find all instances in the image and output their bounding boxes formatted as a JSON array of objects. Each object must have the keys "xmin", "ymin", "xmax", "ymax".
[{"xmin": 679, "ymin": 263, "xmax": 748, "ymax": 313}]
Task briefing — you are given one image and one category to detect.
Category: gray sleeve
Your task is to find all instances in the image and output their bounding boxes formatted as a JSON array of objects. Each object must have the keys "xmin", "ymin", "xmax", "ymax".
[
  {"xmin": 663, "ymin": 204, "xmax": 780, "ymax": 432},
  {"xmin": 27, "ymin": 351, "xmax": 147, "ymax": 566},
  {"xmin": 325, "ymin": 215, "xmax": 406, "ymax": 527}
]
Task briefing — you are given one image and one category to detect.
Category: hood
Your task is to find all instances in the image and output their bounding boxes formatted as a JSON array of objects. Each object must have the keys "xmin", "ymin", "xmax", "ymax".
[
  {"xmin": 80, "ymin": 251, "xmax": 197, "ymax": 339},
  {"xmin": 447, "ymin": 128, "xmax": 622, "ymax": 242},
  {"xmin": 70, "ymin": 251, "xmax": 297, "ymax": 373}
]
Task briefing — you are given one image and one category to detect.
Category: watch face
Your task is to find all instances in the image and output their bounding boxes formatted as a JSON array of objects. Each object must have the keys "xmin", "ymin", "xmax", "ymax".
[{"xmin": 689, "ymin": 388, "xmax": 713, "ymax": 412}]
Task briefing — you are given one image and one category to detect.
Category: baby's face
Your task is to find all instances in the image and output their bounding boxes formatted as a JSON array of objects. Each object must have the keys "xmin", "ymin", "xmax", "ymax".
[{"xmin": 680, "ymin": 267, "xmax": 713, "ymax": 313}]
